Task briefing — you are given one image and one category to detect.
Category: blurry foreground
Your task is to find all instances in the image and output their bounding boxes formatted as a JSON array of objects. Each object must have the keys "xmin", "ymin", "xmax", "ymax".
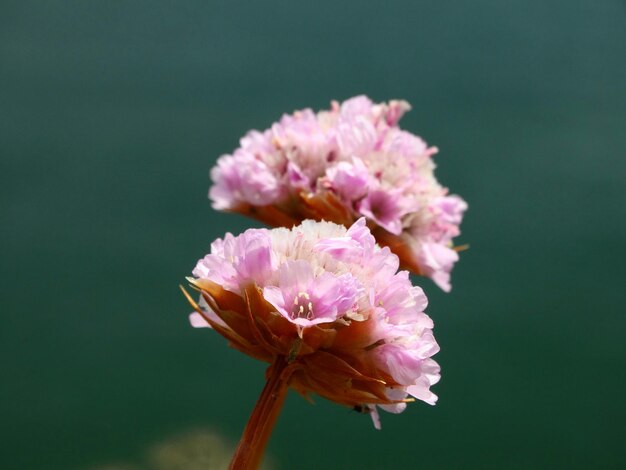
[{"xmin": 89, "ymin": 428, "xmax": 272, "ymax": 470}]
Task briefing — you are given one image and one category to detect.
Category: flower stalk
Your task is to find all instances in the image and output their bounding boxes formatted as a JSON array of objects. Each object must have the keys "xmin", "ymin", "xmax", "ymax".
[{"xmin": 229, "ymin": 356, "xmax": 295, "ymax": 470}]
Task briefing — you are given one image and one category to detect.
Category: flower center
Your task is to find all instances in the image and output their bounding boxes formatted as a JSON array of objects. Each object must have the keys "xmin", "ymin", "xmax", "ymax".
[{"xmin": 291, "ymin": 291, "xmax": 314, "ymax": 320}]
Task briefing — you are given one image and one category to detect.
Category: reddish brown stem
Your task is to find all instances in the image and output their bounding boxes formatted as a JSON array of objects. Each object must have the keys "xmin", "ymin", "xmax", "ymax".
[{"xmin": 229, "ymin": 357, "xmax": 293, "ymax": 470}]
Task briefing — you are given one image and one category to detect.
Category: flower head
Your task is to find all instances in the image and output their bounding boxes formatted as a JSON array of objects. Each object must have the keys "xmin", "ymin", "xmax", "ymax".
[
  {"xmin": 184, "ymin": 218, "xmax": 440, "ymax": 429},
  {"xmin": 208, "ymin": 96, "xmax": 467, "ymax": 291}
]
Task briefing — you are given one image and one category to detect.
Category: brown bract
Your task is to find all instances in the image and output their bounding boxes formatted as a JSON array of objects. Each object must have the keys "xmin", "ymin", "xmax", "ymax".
[{"xmin": 181, "ymin": 278, "xmax": 412, "ymax": 409}]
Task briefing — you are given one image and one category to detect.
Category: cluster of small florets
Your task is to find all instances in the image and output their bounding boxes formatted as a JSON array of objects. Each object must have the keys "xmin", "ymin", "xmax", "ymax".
[
  {"xmin": 190, "ymin": 219, "xmax": 440, "ymax": 429},
  {"xmin": 209, "ymin": 95, "xmax": 466, "ymax": 291}
]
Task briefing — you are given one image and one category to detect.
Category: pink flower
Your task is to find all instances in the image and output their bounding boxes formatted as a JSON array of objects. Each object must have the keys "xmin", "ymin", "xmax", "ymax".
[
  {"xmin": 209, "ymin": 150, "xmax": 284, "ymax": 210},
  {"xmin": 357, "ymin": 186, "xmax": 407, "ymax": 235},
  {"xmin": 262, "ymin": 260, "xmax": 360, "ymax": 328},
  {"xmin": 192, "ymin": 228, "xmax": 275, "ymax": 292},
  {"xmin": 185, "ymin": 219, "xmax": 440, "ymax": 429},
  {"xmin": 208, "ymin": 96, "xmax": 467, "ymax": 290},
  {"xmin": 323, "ymin": 157, "xmax": 370, "ymax": 201}
]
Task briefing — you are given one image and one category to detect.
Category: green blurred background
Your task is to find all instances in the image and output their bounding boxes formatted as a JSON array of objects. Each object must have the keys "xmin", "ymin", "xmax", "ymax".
[{"xmin": 2, "ymin": 1, "xmax": 625, "ymax": 469}]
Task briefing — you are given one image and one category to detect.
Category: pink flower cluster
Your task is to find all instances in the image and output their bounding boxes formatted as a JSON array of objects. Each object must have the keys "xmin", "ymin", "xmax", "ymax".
[
  {"xmin": 209, "ymin": 95, "xmax": 467, "ymax": 291},
  {"xmin": 190, "ymin": 219, "xmax": 440, "ymax": 429}
]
